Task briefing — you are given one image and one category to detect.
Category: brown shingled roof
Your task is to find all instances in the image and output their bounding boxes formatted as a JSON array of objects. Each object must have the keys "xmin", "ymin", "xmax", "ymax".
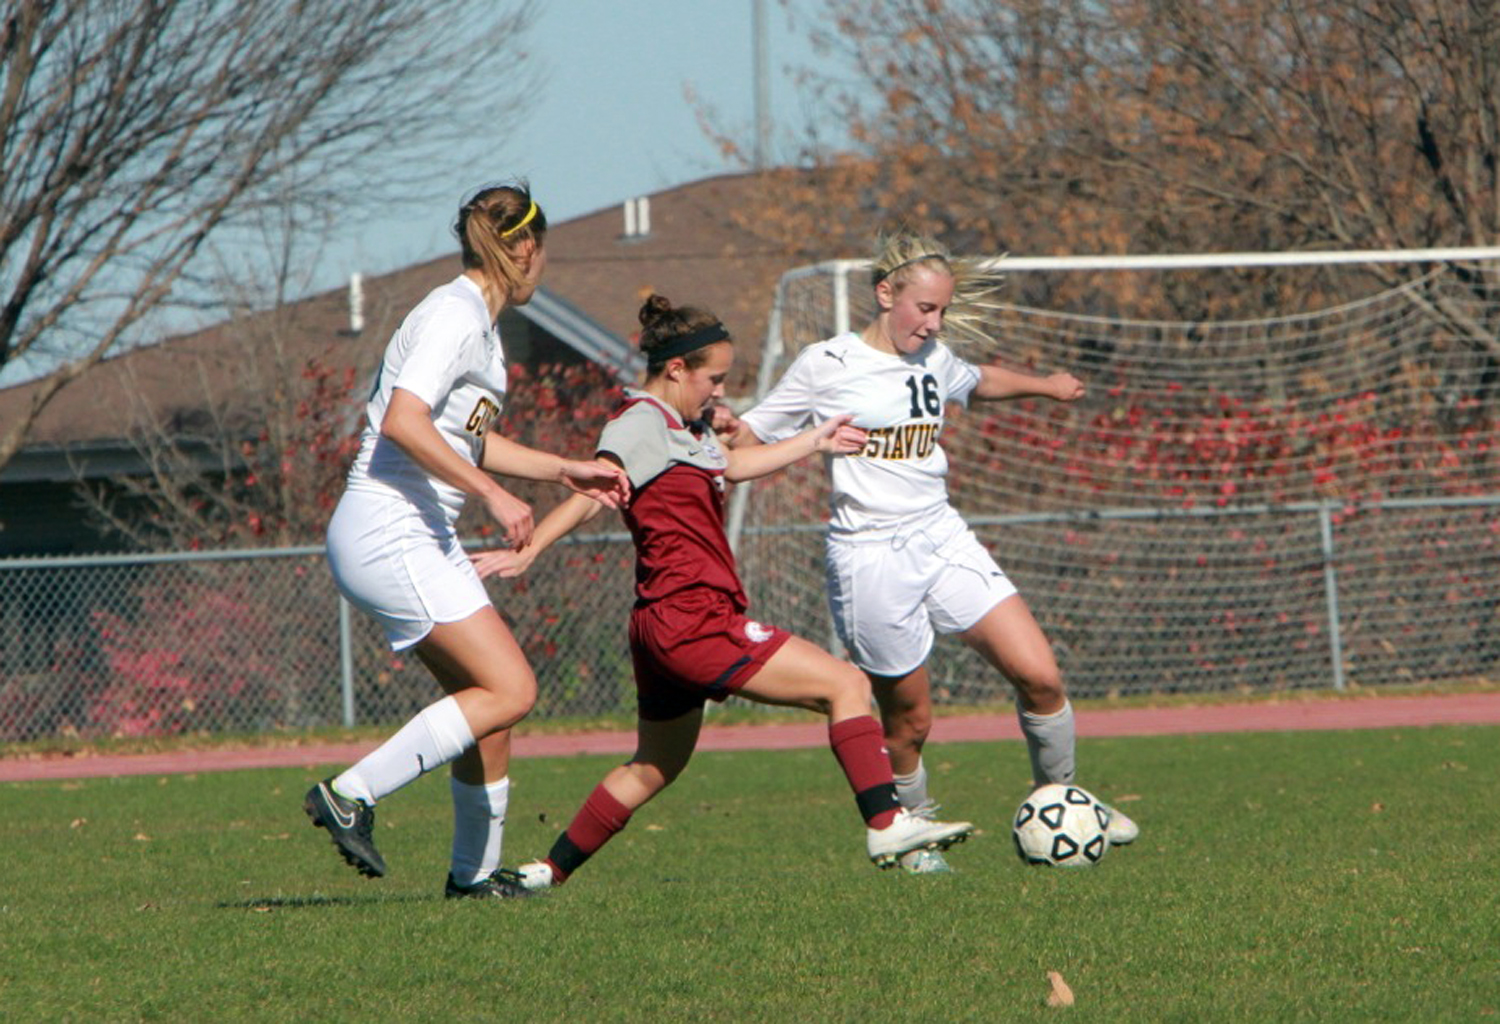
[{"xmin": 0, "ymin": 170, "xmax": 826, "ymax": 456}]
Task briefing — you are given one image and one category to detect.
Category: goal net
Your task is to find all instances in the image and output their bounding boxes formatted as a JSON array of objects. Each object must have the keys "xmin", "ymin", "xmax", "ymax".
[{"xmin": 730, "ymin": 251, "xmax": 1500, "ymax": 701}]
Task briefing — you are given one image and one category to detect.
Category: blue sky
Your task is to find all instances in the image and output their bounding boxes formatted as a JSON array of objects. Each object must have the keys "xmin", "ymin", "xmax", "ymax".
[
  {"xmin": 322, "ymin": 1, "xmax": 839, "ymax": 288},
  {"xmin": 0, "ymin": 3, "xmax": 846, "ymax": 387}
]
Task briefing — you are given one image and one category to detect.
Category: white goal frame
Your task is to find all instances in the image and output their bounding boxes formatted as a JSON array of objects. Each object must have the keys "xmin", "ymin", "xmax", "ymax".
[{"xmin": 729, "ymin": 246, "xmax": 1500, "ymax": 699}]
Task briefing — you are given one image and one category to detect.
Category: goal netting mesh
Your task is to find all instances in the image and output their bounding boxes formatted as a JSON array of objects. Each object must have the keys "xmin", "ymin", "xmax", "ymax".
[{"xmin": 730, "ymin": 254, "xmax": 1500, "ymax": 701}]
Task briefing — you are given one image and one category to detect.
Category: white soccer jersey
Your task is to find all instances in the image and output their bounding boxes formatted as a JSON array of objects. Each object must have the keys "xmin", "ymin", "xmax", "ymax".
[
  {"xmin": 344, "ymin": 275, "xmax": 507, "ymax": 525},
  {"xmin": 740, "ymin": 331, "xmax": 980, "ymax": 536}
]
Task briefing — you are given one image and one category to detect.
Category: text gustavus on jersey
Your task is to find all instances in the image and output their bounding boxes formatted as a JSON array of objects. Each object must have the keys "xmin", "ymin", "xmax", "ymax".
[{"xmin": 858, "ymin": 422, "xmax": 940, "ymax": 460}]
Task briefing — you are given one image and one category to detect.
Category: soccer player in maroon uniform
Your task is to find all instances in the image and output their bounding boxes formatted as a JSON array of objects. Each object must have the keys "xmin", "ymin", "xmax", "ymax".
[{"xmin": 472, "ymin": 295, "xmax": 974, "ymax": 888}]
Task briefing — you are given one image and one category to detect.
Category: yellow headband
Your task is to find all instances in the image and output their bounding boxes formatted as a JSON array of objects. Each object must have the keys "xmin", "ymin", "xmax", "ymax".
[{"xmin": 500, "ymin": 200, "xmax": 538, "ymax": 238}]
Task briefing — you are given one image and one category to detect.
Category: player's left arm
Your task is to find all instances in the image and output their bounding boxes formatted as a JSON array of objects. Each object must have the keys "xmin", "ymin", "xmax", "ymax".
[
  {"xmin": 724, "ymin": 414, "xmax": 866, "ymax": 483},
  {"xmin": 972, "ymin": 363, "xmax": 1086, "ymax": 403},
  {"xmin": 479, "ymin": 432, "xmax": 630, "ymax": 508}
]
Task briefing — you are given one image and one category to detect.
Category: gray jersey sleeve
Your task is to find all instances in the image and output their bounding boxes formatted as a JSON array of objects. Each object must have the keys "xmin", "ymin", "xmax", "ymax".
[
  {"xmin": 597, "ymin": 398, "xmax": 728, "ymax": 490},
  {"xmin": 597, "ymin": 402, "xmax": 673, "ymax": 490}
]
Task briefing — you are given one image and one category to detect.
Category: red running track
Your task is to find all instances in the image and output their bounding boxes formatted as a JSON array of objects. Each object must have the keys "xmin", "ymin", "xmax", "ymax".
[{"xmin": 2, "ymin": 691, "xmax": 1497, "ymax": 784}]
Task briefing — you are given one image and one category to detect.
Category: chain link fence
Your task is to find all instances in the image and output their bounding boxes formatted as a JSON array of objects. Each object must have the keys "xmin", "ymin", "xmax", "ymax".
[
  {"xmin": 735, "ymin": 494, "xmax": 1500, "ymax": 704},
  {"xmin": 0, "ymin": 532, "xmax": 637, "ymax": 742},
  {"xmin": 3, "ymin": 494, "xmax": 1495, "ymax": 742}
]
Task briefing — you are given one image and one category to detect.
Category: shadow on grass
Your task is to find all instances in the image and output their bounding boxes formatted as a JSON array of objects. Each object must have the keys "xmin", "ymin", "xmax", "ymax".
[{"xmin": 218, "ymin": 894, "xmax": 431, "ymax": 910}]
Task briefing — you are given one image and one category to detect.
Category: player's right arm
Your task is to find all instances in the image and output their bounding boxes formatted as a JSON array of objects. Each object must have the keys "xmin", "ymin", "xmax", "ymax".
[
  {"xmin": 382, "ymin": 387, "xmax": 537, "ymax": 548},
  {"xmin": 724, "ymin": 414, "xmax": 865, "ymax": 482},
  {"xmin": 469, "ymin": 461, "xmax": 614, "ymax": 580}
]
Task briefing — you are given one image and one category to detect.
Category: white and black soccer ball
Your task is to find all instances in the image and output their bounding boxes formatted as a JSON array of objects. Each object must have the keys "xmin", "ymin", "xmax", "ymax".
[{"xmin": 1012, "ymin": 783, "xmax": 1110, "ymax": 868}]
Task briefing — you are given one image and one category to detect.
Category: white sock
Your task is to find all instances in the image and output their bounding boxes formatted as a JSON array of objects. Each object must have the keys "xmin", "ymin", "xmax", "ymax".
[
  {"xmin": 1018, "ymin": 699, "xmax": 1076, "ymax": 787},
  {"xmin": 334, "ymin": 695, "xmax": 474, "ymax": 805},
  {"xmin": 449, "ymin": 776, "xmax": 509, "ymax": 886},
  {"xmin": 893, "ymin": 758, "xmax": 935, "ymax": 813}
]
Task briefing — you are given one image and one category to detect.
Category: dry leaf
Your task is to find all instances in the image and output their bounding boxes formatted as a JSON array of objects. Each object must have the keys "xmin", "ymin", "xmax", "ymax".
[
  {"xmin": 1047, "ymin": 970, "xmax": 1075, "ymax": 1008},
  {"xmin": 70, "ymin": 818, "xmax": 86, "ymax": 829},
  {"xmin": 1371, "ymin": 802, "xmax": 1385, "ymax": 813}
]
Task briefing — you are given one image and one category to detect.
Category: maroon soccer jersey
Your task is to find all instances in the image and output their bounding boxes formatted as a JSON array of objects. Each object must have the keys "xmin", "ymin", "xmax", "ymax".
[
  {"xmin": 598, "ymin": 389, "xmax": 792, "ymax": 719},
  {"xmin": 597, "ymin": 391, "xmax": 747, "ymax": 609}
]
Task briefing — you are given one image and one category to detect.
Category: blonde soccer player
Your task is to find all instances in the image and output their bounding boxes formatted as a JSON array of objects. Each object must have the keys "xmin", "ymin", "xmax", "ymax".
[
  {"xmin": 307, "ymin": 183, "xmax": 630, "ymax": 899},
  {"xmin": 472, "ymin": 294, "xmax": 974, "ymax": 889},
  {"xmin": 729, "ymin": 234, "xmax": 1138, "ymax": 873}
]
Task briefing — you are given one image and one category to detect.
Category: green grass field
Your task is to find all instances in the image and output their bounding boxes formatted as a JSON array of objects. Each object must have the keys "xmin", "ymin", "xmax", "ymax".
[{"xmin": 3, "ymin": 725, "xmax": 1497, "ymax": 1022}]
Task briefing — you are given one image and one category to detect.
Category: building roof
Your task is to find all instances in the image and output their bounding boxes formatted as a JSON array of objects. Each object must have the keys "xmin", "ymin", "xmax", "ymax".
[{"xmin": 0, "ymin": 171, "xmax": 817, "ymax": 482}]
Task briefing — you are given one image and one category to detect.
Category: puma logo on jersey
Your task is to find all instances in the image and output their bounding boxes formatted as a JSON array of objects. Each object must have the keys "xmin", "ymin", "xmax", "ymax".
[
  {"xmin": 823, "ymin": 349, "xmax": 849, "ymax": 367},
  {"xmin": 857, "ymin": 422, "xmax": 940, "ymax": 460}
]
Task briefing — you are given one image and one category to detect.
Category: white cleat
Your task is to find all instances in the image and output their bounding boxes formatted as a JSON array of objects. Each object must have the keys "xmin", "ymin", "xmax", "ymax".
[
  {"xmin": 899, "ymin": 848, "xmax": 954, "ymax": 875},
  {"xmin": 867, "ymin": 808, "xmax": 974, "ymax": 868},
  {"xmin": 514, "ymin": 860, "xmax": 556, "ymax": 890},
  {"xmin": 1102, "ymin": 804, "xmax": 1139, "ymax": 846}
]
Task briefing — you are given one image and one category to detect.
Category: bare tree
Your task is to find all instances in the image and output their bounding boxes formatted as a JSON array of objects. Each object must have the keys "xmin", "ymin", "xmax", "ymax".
[
  {"xmin": 0, "ymin": 0, "xmax": 539, "ymax": 472},
  {"xmin": 741, "ymin": 0, "xmax": 1500, "ymax": 342}
]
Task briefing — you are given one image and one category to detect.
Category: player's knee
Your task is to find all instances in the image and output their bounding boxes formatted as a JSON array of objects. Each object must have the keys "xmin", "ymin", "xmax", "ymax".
[
  {"xmin": 1013, "ymin": 667, "xmax": 1065, "ymax": 709},
  {"xmin": 625, "ymin": 757, "xmax": 685, "ymax": 794},
  {"xmin": 821, "ymin": 663, "xmax": 872, "ymax": 716},
  {"xmin": 887, "ymin": 704, "xmax": 933, "ymax": 746},
  {"xmin": 470, "ymin": 675, "xmax": 536, "ymax": 733}
]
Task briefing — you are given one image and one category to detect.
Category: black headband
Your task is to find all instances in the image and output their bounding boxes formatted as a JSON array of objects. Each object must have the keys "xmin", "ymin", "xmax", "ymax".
[
  {"xmin": 872, "ymin": 253, "xmax": 946, "ymax": 285},
  {"xmin": 647, "ymin": 321, "xmax": 730, "ymax": 364}
]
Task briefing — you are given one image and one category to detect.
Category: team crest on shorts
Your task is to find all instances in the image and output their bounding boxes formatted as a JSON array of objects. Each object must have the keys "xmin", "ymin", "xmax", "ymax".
[{"xmin": 743, "ymin": 620, "xmax": 774, "ymax": 643}]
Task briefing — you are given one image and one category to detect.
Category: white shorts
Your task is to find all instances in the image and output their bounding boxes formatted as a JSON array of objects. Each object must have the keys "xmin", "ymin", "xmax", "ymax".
[
  {"xmin": 326, "ymin": 488, "xmax": 490, "ymax": 651},
  {"xmin": 826, "ymin": 505, "xmax": 1018, "ymax": 677}
]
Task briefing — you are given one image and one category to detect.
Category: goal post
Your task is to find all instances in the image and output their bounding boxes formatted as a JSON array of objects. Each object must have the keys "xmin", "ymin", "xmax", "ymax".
[{"xmin": 730, "ymin": 248, "xmax": 1500, "ymax": 701}]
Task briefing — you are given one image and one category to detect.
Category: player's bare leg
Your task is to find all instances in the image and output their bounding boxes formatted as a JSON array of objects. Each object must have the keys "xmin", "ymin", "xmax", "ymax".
[
  {"xmin": 869, "ymin": 665, "xmax": 932, "ymax": 776},
  {"xmin": 737, "ymin": 637, "xmax": 973, "ymax": 868},
  {"xmin": 306, "ymin": 606, "xmax": 542, "ymax": 888},
  {"xmin": 869, "ymin": 665, "xmax": 952, "ymax": 873},
  {"xmin": 413, "ymin": 628, "xmax": 537, "ymax": 897},
  {"xmin": 960, "ymin": 594, "xmax": 1137, "ymax": 845},
  {"xmin": 517, "ymin": 710, "xmax": 703, "ymax": 889}
]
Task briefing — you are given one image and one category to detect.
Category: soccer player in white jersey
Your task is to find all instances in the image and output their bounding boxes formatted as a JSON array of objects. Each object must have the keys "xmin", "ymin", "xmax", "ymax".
[
  {"xmin": 732, "ymin": 234, "xmax": 1138, "ymax": 873},
  {"xmin": 306, "ymin": 183, "xmax": 630, "ymax": 899}
]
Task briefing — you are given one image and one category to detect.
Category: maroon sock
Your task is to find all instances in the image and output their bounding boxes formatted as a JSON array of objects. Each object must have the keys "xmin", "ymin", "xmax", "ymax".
[
  {"xmin": 828, "ymin": 715, "xmax": 900, "ymax": 829},
  {"xmin": 543, "ymin": 782, "xmax": 634, "ymax": 883}
]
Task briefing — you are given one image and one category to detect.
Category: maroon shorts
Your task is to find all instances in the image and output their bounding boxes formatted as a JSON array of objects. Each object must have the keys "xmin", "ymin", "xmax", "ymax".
[{"xmin": 629, "ymin": 588, "xmax": 792, "ymax": 721}]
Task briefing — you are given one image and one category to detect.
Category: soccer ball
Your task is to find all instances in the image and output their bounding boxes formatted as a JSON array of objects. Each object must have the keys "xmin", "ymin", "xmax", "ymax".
[{"xmin": 1012, "ymin": 783, "xmax": 1110, "ymax": 868}]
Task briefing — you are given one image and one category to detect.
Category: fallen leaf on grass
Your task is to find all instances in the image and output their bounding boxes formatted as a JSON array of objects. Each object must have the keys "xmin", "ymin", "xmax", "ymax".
[
  {"xmin": 1371, "ymin": 802, "xmax": 1385, "ymax": 812},
  {"xmin": 1047, "ymin": 970, "xmax": 1075, "ymax": 1008},
  {"xmin": 70, "ymin": 818, "xmax": 86, "ymax": 829}
]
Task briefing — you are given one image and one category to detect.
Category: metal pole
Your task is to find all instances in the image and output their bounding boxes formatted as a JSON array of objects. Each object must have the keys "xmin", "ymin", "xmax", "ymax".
[
  {"xmin": 338, "ymin": 595, "xmax": 356, "ymax": 726},
  {"xmin": 833, "ymin": 262, "xmax": 851, "ymax": 336},
  {"xmin": 1318, "ymin": 502, "xmax": 1347, "ymax": 691},
  {"xmin": 752, "ymin": 0, "xmax": 770, "ymax": 169}
]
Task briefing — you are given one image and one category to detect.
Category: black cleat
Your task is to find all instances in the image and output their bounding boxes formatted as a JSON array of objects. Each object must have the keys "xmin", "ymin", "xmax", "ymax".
[
  {"xmin": 444, "ymin": 868, "xmax": 547, "ymax": 900},
  {"xmin": 303, "ymin": 778, "xmax": 387, "ymax": 878}
]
